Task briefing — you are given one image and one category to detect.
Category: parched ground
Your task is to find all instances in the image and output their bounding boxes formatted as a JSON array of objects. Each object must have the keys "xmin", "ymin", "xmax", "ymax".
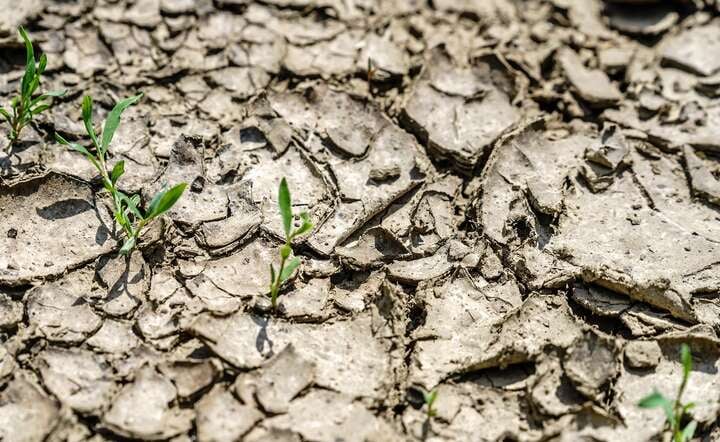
[{"xmin": 0, "ymin": 0, "xmax": 720, "ymax": 441}]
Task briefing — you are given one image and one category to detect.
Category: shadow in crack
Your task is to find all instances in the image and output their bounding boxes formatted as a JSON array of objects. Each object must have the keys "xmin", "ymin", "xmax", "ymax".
[
  {"xmin": 253, "ymin": 315, "xmax": 275, "ymax": 358},
  {"xmin": 36, "ymin": 198, "xmax": 94, "ymax": 220}
]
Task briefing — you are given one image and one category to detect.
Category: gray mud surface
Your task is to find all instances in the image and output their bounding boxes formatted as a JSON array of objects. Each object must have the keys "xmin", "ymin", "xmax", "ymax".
[{"xmin": 1, "ymin": 1, "xmax": 720, "ymax": 441}]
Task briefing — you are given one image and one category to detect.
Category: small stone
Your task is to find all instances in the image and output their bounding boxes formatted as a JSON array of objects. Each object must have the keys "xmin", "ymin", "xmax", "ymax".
[{"xmin": 624, "ymin": 340, "xmax": 662, "ymax": 369}]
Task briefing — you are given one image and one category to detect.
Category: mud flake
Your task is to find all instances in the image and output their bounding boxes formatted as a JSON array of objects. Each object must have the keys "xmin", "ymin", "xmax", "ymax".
[
  {"xmin": 278, "ymin": 278, "xmax": 331, "ymax": 321},
  {"xmin": 662, "ymin": 22, "xmax": 720, "ymax": 76},
  {"xmin": 558, "ymin": 48, "xmax": 622, "ymax": 106},
  {"xmin": 402, "ymin": 51, "xmax": 520, "ymax": 170},
  {"xmin": 563, "ymin": 331, "xmax": 619, "ymax": 400},
  {"xmin": 255, "ymin": 344, "xmax": 316, "ymax": 414},
  {"xmin": 195, "ymin": 385, "xmax": 263, "ymax": 442},
  {"xmin": 190, "ymin": 312, "xmax": 392, "ymax": 398},
  {"xmin": 262, "ymin": 389, "xmax": 399, "ymax": 442},
  {"xmin": 37, "ymin": 348, "xmax": 115, "ymax": 414},
  {"xmin": 684, "ymin": 145, "xmax": 720, "ymax": 206},
  {"xmin": 0, "ymin": 374, "xmax": 59, "ymax": 442},
  {"xmin": 159, "ymin": 359, "xmax": 219, "ymax": 399},
  {"xmin": 26, "ymin": 275, "xmax": 102, "ymax": 344},
  {"xmin": 103, "ymin": 365, "xmax": 194, "ymax": 440},
  {"xmin": 0, "ymin": 173, "xmax": 114, "ymax": 286},
  {"xmin": 96, "ymin": 251, "xmax": 150, "ymax": 317},
  {"xmin": 86, "ymin": 319, "xmax": 141, "ymax": 354},
  {"xmin": 624, "ymin": 340, "xmax": 662, "ymax": 369}
]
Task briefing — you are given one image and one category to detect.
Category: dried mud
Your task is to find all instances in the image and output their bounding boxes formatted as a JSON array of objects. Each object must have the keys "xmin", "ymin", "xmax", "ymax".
[{"xmin": 0, "ymin": 1, "xmax": 720, "ymax": 441}]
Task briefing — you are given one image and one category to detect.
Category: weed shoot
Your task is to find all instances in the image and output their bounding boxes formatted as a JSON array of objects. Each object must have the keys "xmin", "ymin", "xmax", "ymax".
[
  {"xmin": 55, "ymin": 94, "xmax": 186, "ymax": 255},
  {"xmin": 638, "ymin": 343, "xmax": 698, "ymax": 442},
  {"xmin": 0, "ymin": 27, "xmax": 65, "ymax": 149},
  {"xmin": 268, "ymin": 178, "xmax": 313, "ymax": 310}
]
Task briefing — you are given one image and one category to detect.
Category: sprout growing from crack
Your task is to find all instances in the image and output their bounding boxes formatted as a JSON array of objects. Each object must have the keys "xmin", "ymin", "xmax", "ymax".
[
  {"xmin": 424, "ymin": 388, "xmax": 438, "ymax": 419},
  {"xmin": 0, "ymin": 27, "xmax": 65, "ymax": 150},
  {"xmin": 55, "ymin": 94, "xmax": 186, "ymax": 255},
  {"xmin": 268, "ymin": 178, "xmax": 313, "ymax": 310},
  {"xmin": 638, "ymin": 343, "xmax": 697, "ymax": 442}
]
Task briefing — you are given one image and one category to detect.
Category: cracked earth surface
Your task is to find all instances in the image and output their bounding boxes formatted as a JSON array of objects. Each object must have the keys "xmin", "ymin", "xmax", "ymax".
[{"xmin": 1, "ymin": 0, "xmax": 720, "ymax": 441}]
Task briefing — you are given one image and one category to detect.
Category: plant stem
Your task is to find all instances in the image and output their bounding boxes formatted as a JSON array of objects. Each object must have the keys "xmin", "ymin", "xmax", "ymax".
[
  {"xmin": 672, "ymin": 373, "xmax": 689, "ymax": 441},
  {"xmin": 270, "ymin": 241, "xmax": 289, "ymax": 309}
]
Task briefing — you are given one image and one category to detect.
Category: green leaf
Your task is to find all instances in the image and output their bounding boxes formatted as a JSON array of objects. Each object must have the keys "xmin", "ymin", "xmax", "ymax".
[
  {"xmin": 18, "ymin": 27, "xmax": 36, "ymax": 98},
  {"xmin": 38, "ymin": 53, "xmax": 47, "ymax": 74},
  {"xmin": 639, "ymin": 391, "xmax": 674, "ymax": 423},
  {"xmin": 279, "ymin": 257, "xmax": 300, "ymax": 282},
  {"xmin": 680, "ymin": 344, "xmax": 692, "ymax": 381},
  {"xmin": 0, "ymin": 107, "xmax": 11, "ymax": 123},
  {"xmin": 119, "ymin": 236, "xmax": 136, "ymax": 255},
  {"xmin": 30, "ymin": 104, "xmax": 50, "ymax": 115},
  {"xmin": 278, "ymin": 177, "xmax": 292, "ymax": 238},
  {"xmin": 424, "ymin": 389, "xmax": 438, "ymax": 407},
  {"xmin": 145, "ymin": 182, "xmax": 187, "ymax": 220},
  {"xmin": 81, "ymin": 95, "xmax": 99, "ymax": 149},
  {"xmin": 292, "ymin": 211, "xmax": 313, "ymax": 238},
  {"xmin": 101, "ymin": 93, "xmax": 143, "ymax": 154},
  {"xmin": 55, "ymin": 132, "xmax": 91, "ymax": 156},
  {"xmin": 680, "ymin": 420, "xmax": 697, "ymax": 442},
  {"xmin": 110, "ymin": 161, "xmax": 125, "ymax": 184},
  {"xmin": 29, "ymin": 90, "xmax": 66, "ymax": 108}
]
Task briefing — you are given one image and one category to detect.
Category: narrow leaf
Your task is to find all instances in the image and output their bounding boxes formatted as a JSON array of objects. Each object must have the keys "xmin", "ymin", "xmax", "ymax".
[
  {"xmin": 119, "ymin": 236, "xmax": 136, "ymax": 255},
  {"xmin": 18, "ymin": 27, "xmax": 35, "ymax": 98},
  {"xmin": 29, "ymin": 90, "xmax": 66, "ymax": 108},
  {"xmin": 681, "ymin": 344, "xmax": 692, "ymax": 381},
  {"xmin": 81, "ymin": 95, "xmax": 99, "ymax": 149},
  {"xmin": 0, "ymin": 108, "xmax": 11, "ymax": 122},
  {"xmin": 38, "ymin": 53, "xmax": 47, "ymax": 74},
  {"xmin": 55, "ymin": 132, "xmax": 91, "ymax": 157},
  {"xmin": 101, "ymin": 93, "xmax": 143, "ymax": 154},
  {"xmin": 278, "ymin": 177, "xmax": 292, "ymax": 237},
  {"xmin": 110, "ymin": 160, "xmax": 125, "ymax": 184},
  {"xmin": 279, "ymin": 257, "xmax": 300, "ymax": 282},
  {"xmin": 680, "ymin": 420, "xmax": 697, "ymax": 442},
  {"xmin": 270, "ymin": 264, "xmax": 276, "ymax": 285},
  {"xmin": 145, "ymin": 182, "xmax": 187, "ymax": 220},
  {"xmin": 638, "ymin": 392, "xmax": 674, "ymax": 423},
  {"xmin": 30, "ymin": 104, "xmax": 50, "ymax": 115}
]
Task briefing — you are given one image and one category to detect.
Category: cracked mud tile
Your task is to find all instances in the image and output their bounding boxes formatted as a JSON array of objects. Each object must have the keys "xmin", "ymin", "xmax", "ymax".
[
  {"xmin": 409, "ymin": 295, "xmax": 582, "ymax": 388},
  {"xmin": 195, "ymin": 384, "xmax": 264, "ymax": 442},
  {"xmin": 95, "ymin": 250, "xmax": 150, "ymax": 317},
  {"xmin": 253, "ymin": 344, "xmax": 316, "ymax": 414},
  {"xmin": 102, "ymin": 365, "xmax": 194, "ymax": 440},
  {"xmin": 0, "ymin": 373, "xmax": 59, "ymax": 442},
  {"xmin": 661, "ymin": 21, "xmax": 720, "ymax": 76},
  {"xmin": 402, "ymin": 50, "xmax": 520, "ymax": 172},
  {"xmin": 190, "ymin": 312, "xmax": 395, "ymax": 398},
  {"xmin": 683, "ymin": 145, "xmax": 720, "ymax": 206},
  {"xmin": 0, "ymin": 173, "xmax": 114, "ymax": 286},
  {"xmin": 260, "ymin": 389, "xmax": 400, "ymax": 442},
  {"xmin": 37, "ymin": 347, "xmax": 116, "ymax": 415},
  {"xmin": 26, "ymin": 270, "xmax": 102, "ymax": 344}
]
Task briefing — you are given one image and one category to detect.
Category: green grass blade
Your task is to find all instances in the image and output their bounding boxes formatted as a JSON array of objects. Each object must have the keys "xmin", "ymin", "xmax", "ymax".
[
  {"xmin": 280, "ymin": 257, "xmax": 300, "ymax": 282},
  {"xmin": 30, "ymin": 104, "xmax": 50, "ymax": 115},
  {"xmin": 681, "ymin": 344, "xmax": 692, "ymax": 381},
  {"xmin": 101, "ymin": 93, "xmax": 143, "ymax": 154},
  {"xmin": 18, "ymin": 27, "xmax": 35, "ymax": 98},
  {"xmin": 81, "ymin": 95, "xmax": 99, "ymax": 149},
  {"xmin": 145, "ymin": 182, "xmax": 186, "ymax": 220},
  {"xmin": 0, "ymin": 107, "xmax": 11, "ymax": 123},
  {"xmin": 278, "ymin": 177, "xmax": 292, "ymax": 237},
  {"xmin": 638, "ymin": 391, "xmax": 674, "ymax": 423},
  {"xmin": 38, "ymin": 53, "xmax": 47, "ymax": 74},
  {"xmin": 110, "ymin": 160, "xmax": 125, "ymax": 184},
  {"xmin": 292, "ymin": 211, "xmax": 313, "ymax": 238},
  {"xmin": 680, "ymin": 420, "xmax": 697, "ymax": 442},
  {"xmin": 119, "ymin": 236, "xmax": 136, "ymax": 255}
]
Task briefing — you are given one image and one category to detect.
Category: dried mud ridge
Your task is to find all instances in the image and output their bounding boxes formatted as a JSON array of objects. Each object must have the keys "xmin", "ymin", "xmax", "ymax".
[{"xmin": 1, "ymin": 0, "xmax": 720, "ymax": 441}]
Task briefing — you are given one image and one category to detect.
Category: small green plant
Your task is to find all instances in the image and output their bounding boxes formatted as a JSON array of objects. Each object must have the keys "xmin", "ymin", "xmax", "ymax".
[
  {"xmin": 0, "ymin": 27, "xmax": 65, "ymax": 149},
  {"xmin": 424, "ymin": 389, "xmax": 438, "ymax": 419},
  {"xmin": 638, "ymin": 344, "xmax": 697, "ymax": 442},
  {"xmin": 268, "ymin": 178, "xmax": 313, "ymax": 310},
  {"xmin": 55, "ymin": 94, "xmax": 186, "ymax": 255}
]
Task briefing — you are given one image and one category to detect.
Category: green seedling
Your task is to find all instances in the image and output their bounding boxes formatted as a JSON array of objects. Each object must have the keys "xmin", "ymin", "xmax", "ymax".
[
  {"xmin": 0, "ymin": 27, "xmax": 65, "ymax": 149},
  {"xmin": 638, "ymin": 344, "xmax": 697, "ymax": 442},
  {"xmin": 55, "ymin": 94, "xmax": 186, "ymax": 255},
  {"xmin": 424, "ymin": 389, "xmax": 438, "ymax": 419},
  {"xmin": 268, "ymin": 178, "xmax": 313, "ymax": 310}
]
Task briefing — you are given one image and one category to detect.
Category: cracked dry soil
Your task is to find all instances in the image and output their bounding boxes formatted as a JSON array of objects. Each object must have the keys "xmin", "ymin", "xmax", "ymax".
[{"xmin": 0, "ymin": 0, "xmax": 720, "ymax": 441}]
